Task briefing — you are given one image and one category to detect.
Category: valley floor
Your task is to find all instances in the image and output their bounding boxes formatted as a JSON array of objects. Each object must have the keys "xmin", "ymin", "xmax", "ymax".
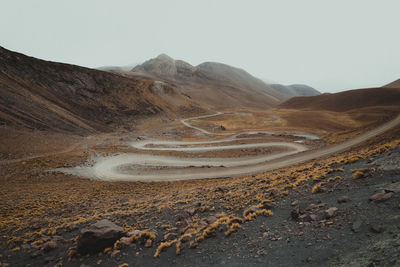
[{"xmin": 0, "ymin": 109, "xmax": 399, "ymax": 267}]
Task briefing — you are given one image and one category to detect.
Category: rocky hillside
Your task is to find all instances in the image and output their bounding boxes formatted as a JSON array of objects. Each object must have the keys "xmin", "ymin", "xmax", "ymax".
[
  {"xmin": 383, "ymin": 78, "xmax": 400, "ymax": 88},
  {"xmin": 269, "ymin": 84, "xmax": 320, "ymax": 97},
  {"xmin": 131, "ymin": 54, "xmax": 285, "ymax": 109},
  {"xmin": 0, "ymin": 47, "xmax": 199, "ymax": 134},
  {"xmin": 278, "ymin": 86, "xmax": 400, "ymax": 112},
  {"xmin": 196, "ymin": 62, "xmax": 285, "ymax": 100}
]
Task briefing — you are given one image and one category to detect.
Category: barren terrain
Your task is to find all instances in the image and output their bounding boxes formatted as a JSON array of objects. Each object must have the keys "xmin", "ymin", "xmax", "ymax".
[{"xmin": 1, "ymin": 47, "xmax": 400, "ymax": 267}]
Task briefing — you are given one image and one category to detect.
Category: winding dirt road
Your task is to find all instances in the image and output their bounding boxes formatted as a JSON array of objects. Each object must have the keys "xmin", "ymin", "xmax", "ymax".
[{"xmin": 58, "ymin": 113, "xmax": 400, "ymax": 182}]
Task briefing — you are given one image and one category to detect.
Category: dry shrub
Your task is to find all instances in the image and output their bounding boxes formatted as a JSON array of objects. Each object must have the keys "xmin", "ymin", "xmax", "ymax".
[
  {"xmin": 154, "ymin": 239, "xmax": 177, "ymax": 258},
  {"xmin": 352, "ymin": 169, "xmax": 365, "ymax": 179},
  {"xmin": 312, "ymin": 182, "xmax": 324, "ymax": 194}
]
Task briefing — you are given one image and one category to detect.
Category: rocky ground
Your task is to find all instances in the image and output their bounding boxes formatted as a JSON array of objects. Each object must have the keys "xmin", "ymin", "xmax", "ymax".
[{"xmin": 0, "ymin": 136, "xmax": 398, "ymax": 266}]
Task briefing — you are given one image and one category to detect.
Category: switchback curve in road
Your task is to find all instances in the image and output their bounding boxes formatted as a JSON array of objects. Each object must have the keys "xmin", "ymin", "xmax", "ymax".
[{"xmin": 58, "ymin": 114, "xmax": 400, "ymax": 182}]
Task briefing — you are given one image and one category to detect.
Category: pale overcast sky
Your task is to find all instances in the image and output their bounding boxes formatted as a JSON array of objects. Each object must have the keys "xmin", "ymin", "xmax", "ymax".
[{"xmin": 1, "ymin": 0, "xmax": 399, "ymax": 92}]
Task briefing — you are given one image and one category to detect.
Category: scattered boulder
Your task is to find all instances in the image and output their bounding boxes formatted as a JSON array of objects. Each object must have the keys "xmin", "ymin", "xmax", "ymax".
[
  {"xmin": 291, "ymin": 207, "xmax": 300, "ymax": 220},
  {"xmin": 127, "ymin": 230, "xmax": 142, "ymax": 237},
  {"xmin": 309, "ymin": 214, "xmax": 318, "ymax": 221},
  {"xmin": 119, "ymin": 237, "xmax": 131, "ymax": 246},
  {"xmin": 30, "ymin": 250, "xmax": 43, "ymax": 258},
  {"xmin": 30, "ymin": 218, "xmax": 44, "ymax": 230},
  {"xmin": 299, "ymin": 214, "xmax": 317, "ymax": 222},
  {"xmin": 43, "ymin": 240, "xmax": 57, "ymax": 252},
  {"xmin": 21, "ymin": 244, "xmax": 31, "ymax": 250},
  {"xmin": 144, "ymin": 239, "xmax": 152, "ymax": 248},
  {"xmin": 370, "ymin": 224, "xmax": 384, "ymax": 233},
  {"xmin": 110, "ymin": 250, "xmax": 120, "ymax": 258},
  {"xmin": 351, "ymin": 220, "xmax": 362, "ymax": 233},
  {"xmin": 185, "ymin": 208, "xmax": 197, "ymax": 216},
  {"xmin": 324, "ymin": 207, "xmax": 338, "ymax": 219},
  {"xmin": 369, "ymin": 192, "xmax": 394, "ymax": 202},
  {"xmin": 206, "ymin": 215, "xmax": 218, "ymax": 224},
  {"xmin": 164, "ymin": 233, "xmax": 178, "ymax": 241},
  {"xmin": 184, "ymin": 227, "xmax": 196, "ymax": 235},
  {"xmin": 306, "ymin": 203, "xmax": 326, "ymax": 211},
  {"xmin": 337, "ymin": 196, "xmax": 350, "ymax": 203},
  {"xmin": 77, "ymin": 219, "xmax": 125, "ymax": 253}
]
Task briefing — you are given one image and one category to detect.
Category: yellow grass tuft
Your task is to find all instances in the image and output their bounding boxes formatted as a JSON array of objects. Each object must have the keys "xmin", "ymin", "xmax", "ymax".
[
  {"xmin": 352, "ymin": 169, "xmax": 365, "ymax": 179},
  {"xmin": 312, "ymin": 182, "xmax": 324, "ymax": 194},
  {"xmin": 154, "ymin": 239, "xmax": 177, "ymax": 258},
  {"xmin": 113, "ymin": 240, "xmax": 123, "ymax": 250},
  {"xmin": 225, "ymin": 222, "xmax": 241, "ymax": 236}
]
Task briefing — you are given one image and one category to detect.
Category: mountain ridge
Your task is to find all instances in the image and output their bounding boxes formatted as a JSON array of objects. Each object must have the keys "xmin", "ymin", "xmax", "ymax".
[
  {"xmin": 0, "ymin": 47, "xmax": 200, "ymax": 134},
  {"xmin": 130, "ymin": 54, "xmax": 283, "ymax": 109}
]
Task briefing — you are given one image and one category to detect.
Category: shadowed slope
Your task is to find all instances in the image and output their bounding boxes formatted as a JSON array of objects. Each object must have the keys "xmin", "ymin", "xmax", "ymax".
[
  {"xmin": 278, "ymin": 87, "xmax": 400, "ymax": 112},
  {"xmin": 269, "ymin": 84, "xmax": 320, "ymax": 98},
  {"xmin": 383, "ymin": 79, "xmax": 400, "ymax": 88},
  {"xmin": 0, "ymin": 47, "xmax": 199, "ymax": 134}
]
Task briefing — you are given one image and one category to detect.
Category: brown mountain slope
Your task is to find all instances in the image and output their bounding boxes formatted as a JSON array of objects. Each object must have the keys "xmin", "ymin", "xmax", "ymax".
[
  {"xmin": 131, "ymin": 54, "xmax": 284, "ymax": 109},
  {"xmin": 196, "ymin": 61, "xmax": 286, "ymax": 100},
  {"xmin": 0, "ymin": 47, "xmax": 200, "ymax": 135},
  {"xmin": 268, "ymin": 84, "xmax": 321, "ymax": 97},
  {"xmin": 278, "ymin": 87, "xmax": 400, "ymax": 112},
  {"xmin": 383, "ymin": 78, "xmax": 400, "ymax": 88}
]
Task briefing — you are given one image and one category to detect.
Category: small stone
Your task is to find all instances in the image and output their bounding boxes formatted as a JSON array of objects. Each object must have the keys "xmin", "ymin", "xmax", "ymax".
[
  {"xmin": 299, "ymin": 214, "xmax": 308, "ymax": 221},
  {"xmin": 44, "ymin": 256, "xmax": 55, "ymax": 263},
  {"xmin": 206, "ymin": 215, "xmax": 218, "ymax": 224},
  {"xmin": 144, "ymin": 239, "xmax": 152, "ymax": 248},
  {"xmin": 119, "ymin": 237, "xmax": 131, "ymax": 246},
  {"xmin": 309, "ymin": 214, "xmax": 318, "ymax": 221},
  {"xmin": 21, "ymin": 244, "xmax": 31, "ymax": 250},
  {"xmin": 324, "ymin": 207, "xmax": 338, "ymax": 219},
  {"xmin": 185, "ymin": 208, "xmax": 196, "ymax": 216},
  {"xmin": 110, "ymin": 250, "xmax": 120, "ymax": 258},
  {"xmin": 127, "ymin": 230, "xmax": 142, "ymax": 237},
  {"xmin": 337, "ymin": 196, "xmax": 350, "ymax": 203},
  {"xmin": 351, "ymin": 220, "xmax": 362, "ymax": 232},
  {"xmin": 370, "ymin": 224, "xmax": 384, "ymax": 233},
  {"xmin": 184, "ymin": 227, "xmax": 196, "ymax": 235},
  {"xmin": 164, "ymin": 233, "xmax": 178, "ymax": 241},
  {"xmin": 51, "ymin": 236, "xmax": 65, "ymax": 243},
  {"xmin": 369, "ymin": 192, "xmax": 394, "ymax": 202},
  {"xmin": 30, "ymin": 250, "xmax": 43, "ymax": 258},
  {"xmin": 30, "ymin": 218, "xmax": 44, "ymax": 230},
  {"xmin": 306, "ymin": 203, "xmax": 326, "ymax": 211},
  {"xmin": 291, "ymin": 207, "xmax": 300, "ymax": 220},
  {"xmin": 43, "ymin": 240, "xmax": 57, "ymax": 252},
  {"xmin": 291, "ymin": 200, "xmax": 299, "ymax": 206}
]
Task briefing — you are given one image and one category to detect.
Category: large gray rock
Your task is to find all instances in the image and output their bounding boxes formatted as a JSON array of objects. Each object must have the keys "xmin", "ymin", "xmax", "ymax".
[{"xmin": 77, "ymin": 219, "xmax": 125, "ymax": 253}]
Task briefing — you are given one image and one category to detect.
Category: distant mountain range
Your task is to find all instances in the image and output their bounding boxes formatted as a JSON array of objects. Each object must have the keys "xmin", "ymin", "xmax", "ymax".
[
  {"xmin": 2, "ymin": 47, "xmax": 397, "ymax": 135},
  {"xmin": 383, "ymin": 79, "xmax": 400, "ymax": 88},
  {"xmin": 268, "ymin": 84, "xmax": 320, "ymax": 97},
  {"xmin": 127, "ymin": 54, "xmax": 320, "ymax": 109},
  {"xmin": 96, "ymin": 64, "xmax": 138, "ymax": 72}
]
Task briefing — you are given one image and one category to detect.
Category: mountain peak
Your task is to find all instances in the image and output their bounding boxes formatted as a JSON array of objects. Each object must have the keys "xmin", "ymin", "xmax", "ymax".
[
  {"xmin": 132, "ymin": 54, "xmax": 196, "ymax": 77},
  {"xmin": 156, "ymin": 53, "xmax": 173, "ymax": 61}
]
